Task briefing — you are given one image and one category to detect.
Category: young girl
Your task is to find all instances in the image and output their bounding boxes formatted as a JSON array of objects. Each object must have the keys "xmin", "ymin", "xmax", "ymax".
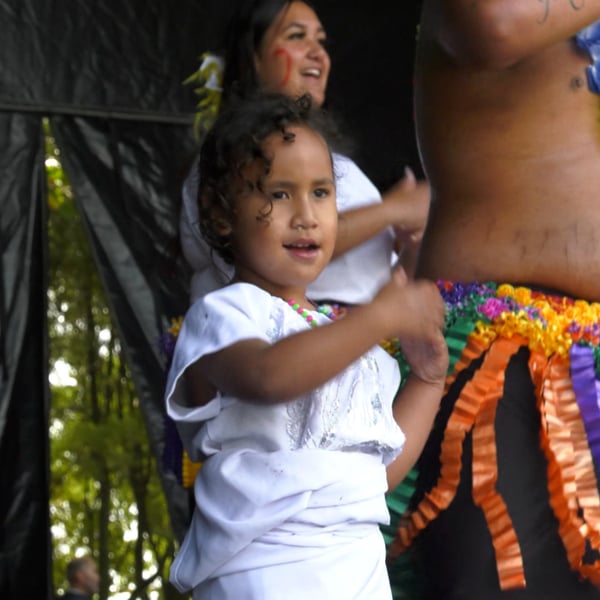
[{"xmin": 165, "ymin": 93, "xmax": 448, "ymax": 599}]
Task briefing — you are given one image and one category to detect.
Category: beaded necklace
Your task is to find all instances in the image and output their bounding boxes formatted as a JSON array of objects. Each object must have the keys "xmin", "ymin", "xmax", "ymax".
[{"xmin": 287, "ymin": 299, "xmax": 337, "ymax": 327}]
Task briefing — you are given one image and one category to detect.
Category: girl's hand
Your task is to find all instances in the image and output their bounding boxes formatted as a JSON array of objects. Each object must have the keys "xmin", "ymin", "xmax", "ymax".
[{"xmin": 372, "ymin": 266, "xmax": 446, "ymax": 342}]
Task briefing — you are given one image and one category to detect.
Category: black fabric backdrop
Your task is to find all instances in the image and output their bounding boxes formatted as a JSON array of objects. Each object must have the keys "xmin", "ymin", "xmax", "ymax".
[{"xmin": 0, "ymin": 1, "xmax": 420, "ymax": 597}]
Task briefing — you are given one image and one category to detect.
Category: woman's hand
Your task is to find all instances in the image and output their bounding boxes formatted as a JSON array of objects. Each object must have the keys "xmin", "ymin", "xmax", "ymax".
[{"xmin": 382, "ymin": 167, "xmax": 430, "ymax": 247}]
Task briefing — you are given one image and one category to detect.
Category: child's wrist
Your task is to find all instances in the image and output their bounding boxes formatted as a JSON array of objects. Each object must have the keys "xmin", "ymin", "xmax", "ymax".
[{"xmin": 407, "ymin": 370, "xmax": 446, "ymax": 390}]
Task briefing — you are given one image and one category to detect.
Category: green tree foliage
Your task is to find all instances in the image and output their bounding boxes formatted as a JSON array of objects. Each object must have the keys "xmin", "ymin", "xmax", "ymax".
[{"xmin": 46, "ymin": 122, "xmax": 186, "ymax": 600}]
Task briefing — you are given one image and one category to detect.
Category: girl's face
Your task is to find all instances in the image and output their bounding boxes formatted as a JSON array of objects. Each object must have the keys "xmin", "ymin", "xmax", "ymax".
[
  {"xmin": 230, "ymin": 126, "xmax": 337, "ymax": 301},
  {"xmin": 254, "ymin": 2, "xmax": 330, "ymax": 107}
]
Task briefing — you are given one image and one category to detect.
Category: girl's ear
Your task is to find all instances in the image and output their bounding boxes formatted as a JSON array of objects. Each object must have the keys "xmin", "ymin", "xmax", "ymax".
[
  {"xmin": 201, "ymin": 190, "xmax": 233, "ymax": 237},
  {"xmin": 214, "ymin": 216, "xmax": 232, "ymax": 236}
]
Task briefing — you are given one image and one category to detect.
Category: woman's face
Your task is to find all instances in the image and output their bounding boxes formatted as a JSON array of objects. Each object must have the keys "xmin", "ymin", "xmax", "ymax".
[{"xmin": 254, "ymin": 2, "xmax": 331, "ymax": 107}]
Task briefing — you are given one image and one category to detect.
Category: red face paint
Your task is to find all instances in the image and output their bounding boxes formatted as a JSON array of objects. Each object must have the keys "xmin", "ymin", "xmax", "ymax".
[{"xmin": 273, "ymin": 48, "xmax": 292, "ymax": 86}]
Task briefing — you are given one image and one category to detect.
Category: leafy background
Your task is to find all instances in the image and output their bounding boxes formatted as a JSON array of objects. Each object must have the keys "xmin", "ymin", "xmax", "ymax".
[{"xmin": 46, "ymin": 122, "xmax": 186, "ymax": 600}]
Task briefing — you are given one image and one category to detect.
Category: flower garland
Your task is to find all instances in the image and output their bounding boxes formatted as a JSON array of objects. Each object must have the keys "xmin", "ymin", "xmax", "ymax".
[
  {"xmin": 183, "ymin": 52, "xmax": 224, "ymax": 139},
  {"xmin": 439, "ymin": 281, "xmax": 600, "ymax": 363},
  {"xmin": 158, "ymin": 315, "xmax": 183, "ymax": 361}
]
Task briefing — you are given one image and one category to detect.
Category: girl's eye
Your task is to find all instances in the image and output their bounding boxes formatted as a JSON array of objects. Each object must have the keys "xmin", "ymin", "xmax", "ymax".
[
  {"xmin": 313, "ymin": 188, "xmax": 330, "ymax": 199},
  {"xmin": 271, "ymin": 190, "xmax": 289, "ymax": 200},
  {"xmin": 288, "ymin": 31, "xmax": 304, "ymax": 41}
]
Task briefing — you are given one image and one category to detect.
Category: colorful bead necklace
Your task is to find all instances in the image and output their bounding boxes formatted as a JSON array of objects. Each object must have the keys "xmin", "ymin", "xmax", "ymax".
[{"xmin": 287, "ymin": 299, "xmax": 337, "ymax": 327}]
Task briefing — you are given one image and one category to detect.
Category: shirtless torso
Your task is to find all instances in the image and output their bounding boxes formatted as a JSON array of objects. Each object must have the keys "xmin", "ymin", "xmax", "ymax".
[
  {"xmin": 397, "ymin": 4, "xmax": 600, "ymax": 598},
  {"xmin": 415, "ymin": 1, "xmax": 600, "ymax": 301}
]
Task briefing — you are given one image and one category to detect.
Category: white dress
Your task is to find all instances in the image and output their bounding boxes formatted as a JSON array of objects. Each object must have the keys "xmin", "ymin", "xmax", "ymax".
[
  {"xmin": 165, "ymin": 283, "xmax": 405, "ymax": 599},
  {"xmin": 180, "ymin": 153, "xmax": 396, "ymax": 304}
]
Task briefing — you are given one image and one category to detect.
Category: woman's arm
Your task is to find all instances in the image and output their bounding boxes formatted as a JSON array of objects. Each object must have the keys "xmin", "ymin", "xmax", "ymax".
[{"xmin": 333, "ymin": 170, "xmax": 429, "ymax": 258}]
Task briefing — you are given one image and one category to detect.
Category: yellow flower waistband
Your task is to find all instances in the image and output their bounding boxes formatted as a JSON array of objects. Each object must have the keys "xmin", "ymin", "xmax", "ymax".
[{"xmin": 438, "ymin": 281, "xmax": 600, "ymax": 359}]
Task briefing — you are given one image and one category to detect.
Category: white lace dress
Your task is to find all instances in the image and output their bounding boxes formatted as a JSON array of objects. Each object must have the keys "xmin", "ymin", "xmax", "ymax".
[{"xmin": 165, "ymin": 283, "xmax": 405, "ymax": 599}]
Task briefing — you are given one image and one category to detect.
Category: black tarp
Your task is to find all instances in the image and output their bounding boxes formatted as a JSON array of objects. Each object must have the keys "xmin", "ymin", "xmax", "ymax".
[
  {"xmin": 0, "ymin": 1, "xmax": 420, "ymax": 597},
  {"xmin": 0, "ymin": 112, "xmax": 51, "ymax": 597}
]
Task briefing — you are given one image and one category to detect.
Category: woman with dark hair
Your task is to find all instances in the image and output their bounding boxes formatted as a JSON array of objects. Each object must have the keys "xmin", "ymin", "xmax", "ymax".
[{"xmin": 180, "ymin": 0, "xmax": 429, "ymax": 305}]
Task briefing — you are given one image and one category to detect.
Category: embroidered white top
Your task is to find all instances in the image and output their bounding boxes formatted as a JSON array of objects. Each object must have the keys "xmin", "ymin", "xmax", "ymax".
[{"xmin": 165, "ymin": 283, "xmax": 405, "ymax": 597}]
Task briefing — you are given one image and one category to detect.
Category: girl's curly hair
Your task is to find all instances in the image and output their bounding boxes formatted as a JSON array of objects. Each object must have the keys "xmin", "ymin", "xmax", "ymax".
[{"xmin": 197, "ymin": 92, "xmax": 339, "ymax": 265}]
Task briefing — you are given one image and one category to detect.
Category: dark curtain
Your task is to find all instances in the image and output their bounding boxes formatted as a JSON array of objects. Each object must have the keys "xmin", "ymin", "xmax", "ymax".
[
  {"xmin": 0, "ymin": 0, "xmax": 422, "ymax": 597},
  {"xmin": 316, "ymin": 0, "xmax": 422, "ymax": 186},
  {"xmin": 0, "ymin": 1, "xmax": 218, "ymax": 596},
  {"xmin": 0, "ymin": 113, "xmax": 52, "ymax": 599}
]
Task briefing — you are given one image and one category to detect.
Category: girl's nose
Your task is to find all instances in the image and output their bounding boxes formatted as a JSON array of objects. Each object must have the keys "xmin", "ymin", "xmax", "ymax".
[{"xmin": 291, "ymin": 198, "xmax": 318, "ymax": 230}]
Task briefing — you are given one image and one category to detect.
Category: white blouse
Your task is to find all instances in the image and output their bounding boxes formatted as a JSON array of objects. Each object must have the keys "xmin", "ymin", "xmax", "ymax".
[{"xmin": 165, "ymin": 283, "xmax": 405, "ymax": 597}]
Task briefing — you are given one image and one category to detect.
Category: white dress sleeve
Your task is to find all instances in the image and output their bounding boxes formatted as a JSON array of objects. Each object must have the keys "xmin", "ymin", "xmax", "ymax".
[{"xmin": 164, "ymin": 284, "xmax": 272, "ymax": 456}]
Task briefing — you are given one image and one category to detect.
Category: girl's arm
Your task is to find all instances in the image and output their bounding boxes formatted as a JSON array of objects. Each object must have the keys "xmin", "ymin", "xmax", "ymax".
[
  {"xmin": 385, "ymin": 329, "xmax": 449, "ymax": 491},
  {"xmin": 187, "ymin": 272, "xmax": 446, "ymax": 406},
  {"xmin": 386, "ymin": 374, "xmax": 445, "ymax": 491}
]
